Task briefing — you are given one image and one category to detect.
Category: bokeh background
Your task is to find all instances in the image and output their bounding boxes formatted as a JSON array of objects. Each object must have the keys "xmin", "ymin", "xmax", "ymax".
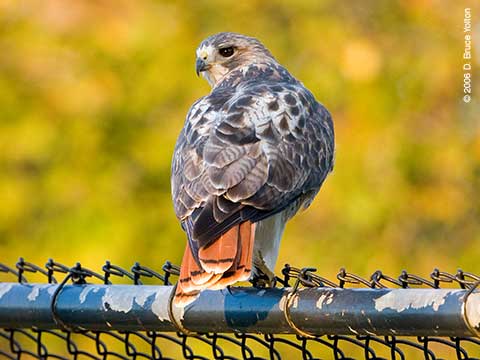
[
  {"xmin": 1, "ymin": 0, "xmax": 480, "ymax": 275},
  {"xmin": 0, "ymin": 1, "xmax": 480, "ymax": 356},
  {"xmin": 0, "ymin": 0, "xmax": 480, "ymax": 275},
  {"xmin": 2, "ymin": 0, "xmax": 479, "ymax": 273}
]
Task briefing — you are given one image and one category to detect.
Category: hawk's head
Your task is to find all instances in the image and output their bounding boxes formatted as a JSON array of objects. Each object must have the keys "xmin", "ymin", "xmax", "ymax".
[{"xmin": 195, "ymin": 32, "xmax": 275, "ymax": 87}]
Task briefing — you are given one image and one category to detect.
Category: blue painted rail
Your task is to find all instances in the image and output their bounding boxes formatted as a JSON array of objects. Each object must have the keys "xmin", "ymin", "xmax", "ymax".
[{"xmin": 0, "ymin": 283, "xmax": 479, "ymax": 337}]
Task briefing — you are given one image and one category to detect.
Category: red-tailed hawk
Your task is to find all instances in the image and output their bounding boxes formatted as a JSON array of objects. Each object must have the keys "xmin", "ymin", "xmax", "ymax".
[{"xmin": 171, "ymin": 32, "xmax": 334, "ymax": 305}]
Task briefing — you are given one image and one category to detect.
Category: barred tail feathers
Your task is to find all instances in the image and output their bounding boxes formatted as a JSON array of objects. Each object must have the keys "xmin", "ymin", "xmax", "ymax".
[{"xmin": 174, "ymin": 221, "xmax": 255, "ymax": 306}]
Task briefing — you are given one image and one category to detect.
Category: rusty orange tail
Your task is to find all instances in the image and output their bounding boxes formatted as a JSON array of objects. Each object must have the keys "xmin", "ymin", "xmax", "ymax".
[{"xmin": 174, "ymin": 221, "xmax": 255, "ymax": 306}]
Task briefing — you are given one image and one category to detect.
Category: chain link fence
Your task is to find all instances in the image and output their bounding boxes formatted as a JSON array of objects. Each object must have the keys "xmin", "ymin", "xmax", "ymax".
[{"xmin": 1, "ymin": 258, "xmax": 480, "ymax": 359}]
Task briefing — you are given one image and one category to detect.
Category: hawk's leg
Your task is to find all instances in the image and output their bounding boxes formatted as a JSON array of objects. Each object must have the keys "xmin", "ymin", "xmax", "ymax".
[{"xmin": 250, "ymin": 211, "xmax": 287, "ymax": 288}]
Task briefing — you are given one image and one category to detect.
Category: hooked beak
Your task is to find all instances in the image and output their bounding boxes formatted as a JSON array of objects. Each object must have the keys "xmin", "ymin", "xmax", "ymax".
[{"xmin": 195, "ymin": 58, "xmax": 208, "ymax": 76}]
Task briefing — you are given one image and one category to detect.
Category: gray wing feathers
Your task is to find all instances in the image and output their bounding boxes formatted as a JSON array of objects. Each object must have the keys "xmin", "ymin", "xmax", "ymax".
[
  {"xmin": 171, "ymin": 81, "xmax": 334, "ymax": 241},
  {"xmin": 226, "ymin": 150, "xmax": 268, "ymax": 202}
]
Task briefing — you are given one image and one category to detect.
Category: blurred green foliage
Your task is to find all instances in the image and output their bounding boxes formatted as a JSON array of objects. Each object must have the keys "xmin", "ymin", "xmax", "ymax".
[
  {"xmin": 1, "ymin": 1, "xmax": 480, "ymax": 358},
  {"xmin": 0, "ymin": 0, "xmax": 479, "ymax": 278}
]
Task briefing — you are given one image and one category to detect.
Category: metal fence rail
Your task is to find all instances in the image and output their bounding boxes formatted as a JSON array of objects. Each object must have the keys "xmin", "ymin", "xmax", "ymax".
[{"xmin": 1, "ymin": 258, "xmax": 480, "ymax": 359}]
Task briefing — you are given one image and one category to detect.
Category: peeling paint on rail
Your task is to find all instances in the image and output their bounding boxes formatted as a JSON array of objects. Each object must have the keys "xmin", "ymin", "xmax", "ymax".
[
  {"xmin": 316, "ymin": 292, "xmax": 334, "ymax": 309},
  {"xmin": 102, "ymin": 286, "xmax": 159, "ymax": 313},
  {"xmin": 374, "ymin": 289, "xmax": 456, "ymax": 312},
  {"xmin": 27, "ymin": 285, "xmax": 58, "ymax": 301},
  {"xmin": 79, "ymin": 286, "xmax": 100, "ymax": 304},
  {"xmin": 151, "ymin": 287, "xmax": 172, "ymax": 322},
  {"xmin": 0, "ymin": 283, "xmax": 13, "ymax": 300},
  {"xmin": 27, "ymin": 286, "xmax": 41, "ymax": 301}
]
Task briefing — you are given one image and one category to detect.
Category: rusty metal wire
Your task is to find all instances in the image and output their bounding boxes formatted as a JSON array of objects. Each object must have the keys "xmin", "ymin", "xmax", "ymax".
[{"xmin": 1, "ymin": 258, "xmax": 480, "ymax": 359}]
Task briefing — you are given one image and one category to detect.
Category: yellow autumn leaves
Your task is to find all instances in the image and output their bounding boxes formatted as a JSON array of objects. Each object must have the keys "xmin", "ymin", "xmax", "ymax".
[{"xmin": 0, "ymin": 0, "xmax": 478, "ymax": 280}]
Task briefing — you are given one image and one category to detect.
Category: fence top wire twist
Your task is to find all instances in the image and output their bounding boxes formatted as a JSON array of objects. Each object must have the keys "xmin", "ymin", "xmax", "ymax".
[{"xmin": 1, "ymin": 258, "xmax": 480, "ymax": 360}]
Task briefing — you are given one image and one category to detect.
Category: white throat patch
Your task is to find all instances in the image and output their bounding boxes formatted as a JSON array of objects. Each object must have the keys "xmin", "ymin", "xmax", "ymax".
[{"xmin": 202, "ymin": 64, "xmax": 229, "ymax": 87}]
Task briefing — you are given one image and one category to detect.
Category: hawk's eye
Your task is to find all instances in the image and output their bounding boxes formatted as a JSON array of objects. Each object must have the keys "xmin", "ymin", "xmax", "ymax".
[{"xmin": 219, "ymin": 47, "xmax": 234, "ymax": 58}]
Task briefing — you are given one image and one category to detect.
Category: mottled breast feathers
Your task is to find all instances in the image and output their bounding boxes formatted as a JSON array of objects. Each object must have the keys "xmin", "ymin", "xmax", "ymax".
[{"xmin": 171, "ymin": 65, "xmax": 334, "ymax": 250}]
